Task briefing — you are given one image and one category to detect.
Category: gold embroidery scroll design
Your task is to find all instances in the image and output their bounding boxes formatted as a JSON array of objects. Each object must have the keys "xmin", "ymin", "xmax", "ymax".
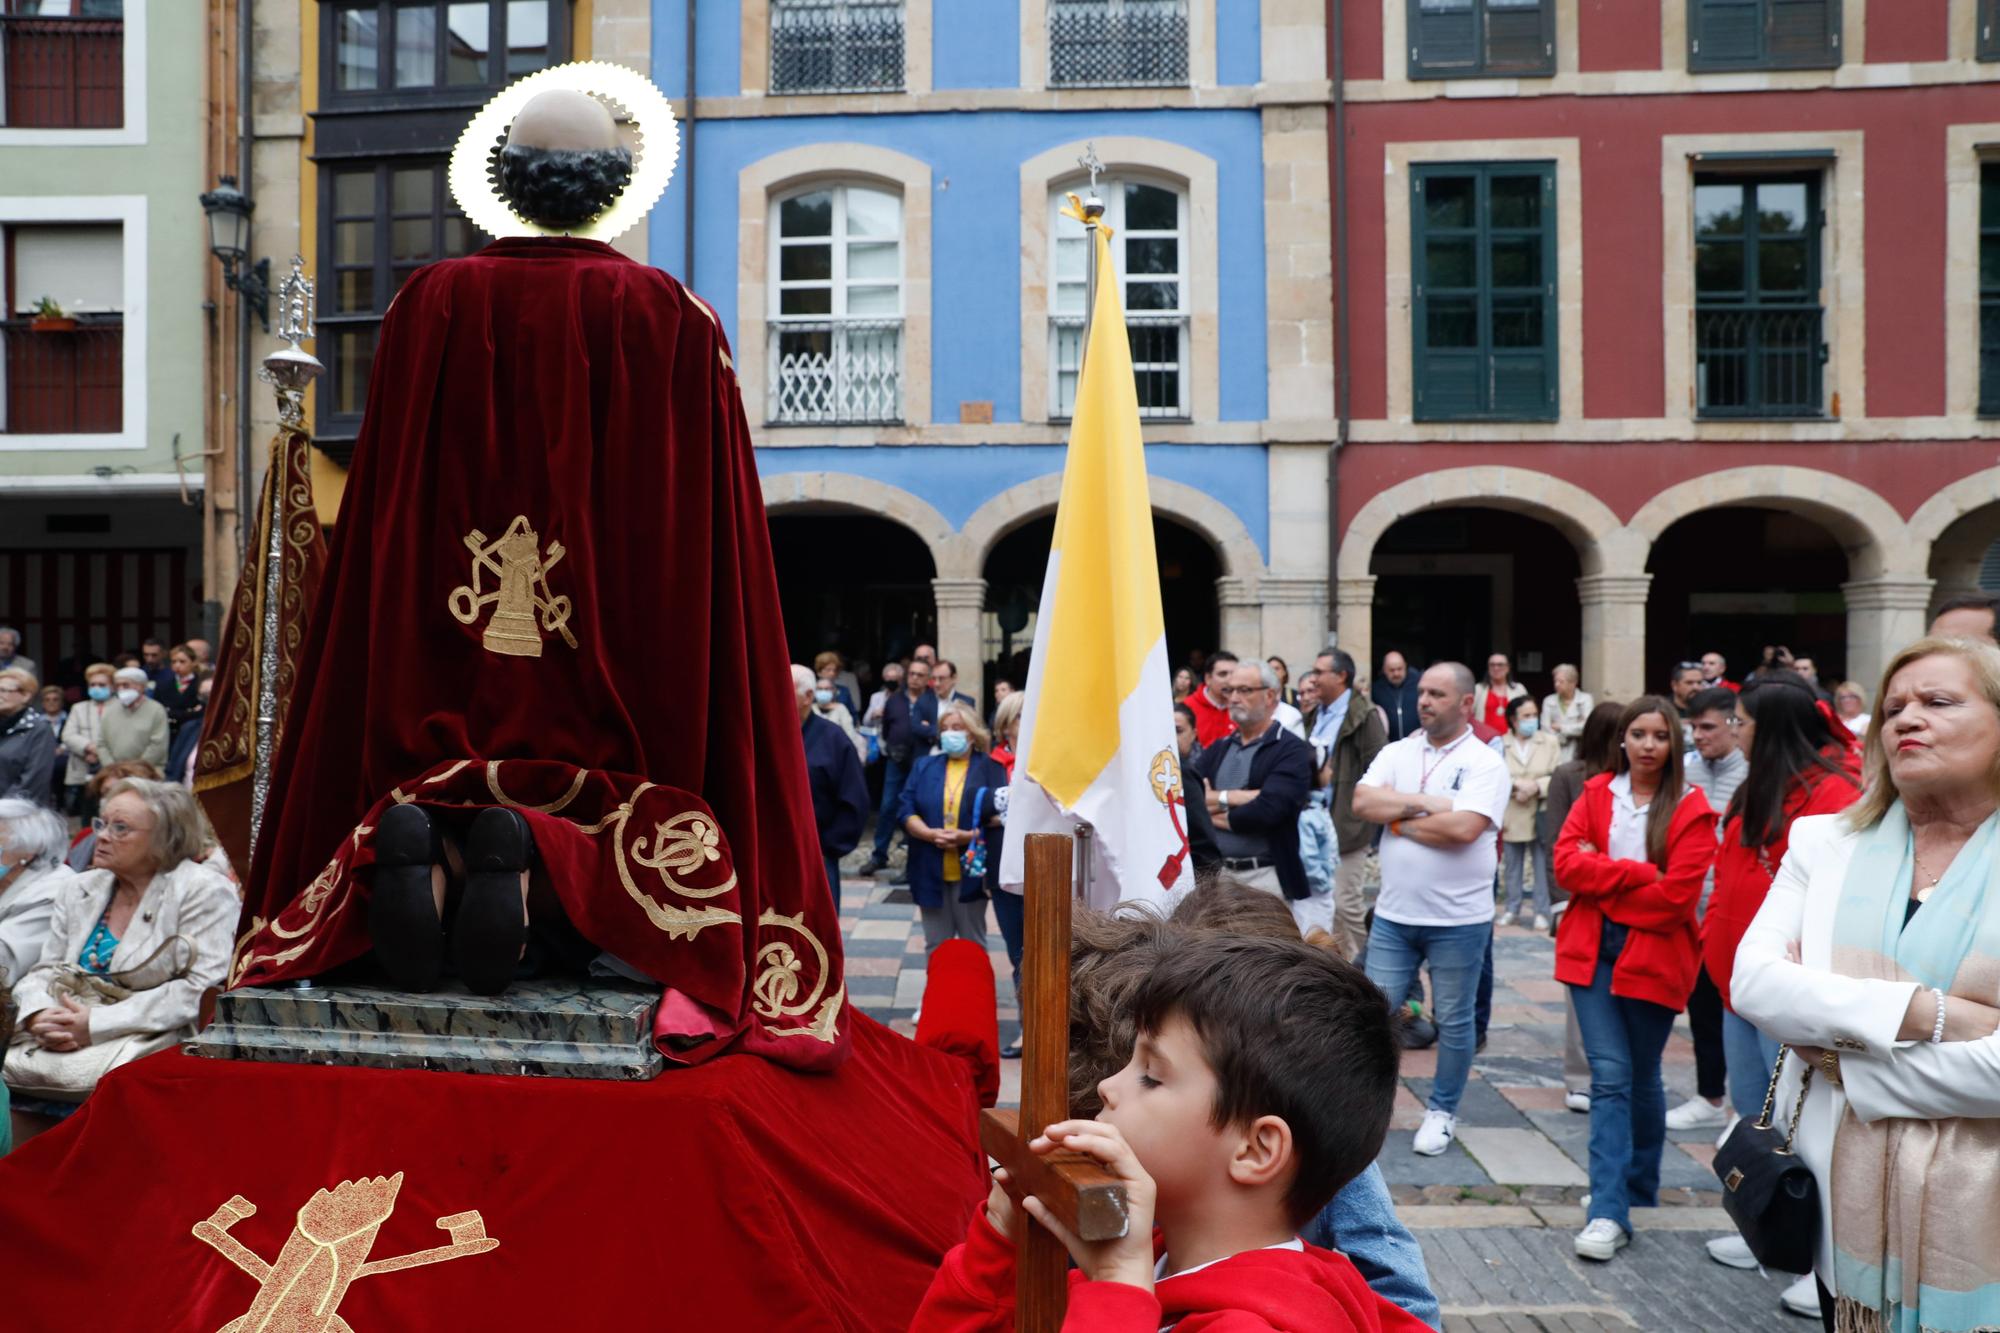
[
  {"xmin": 606, "ymin": 793, "xmax": 742, "ymax": 940},
  {"xmin": 447, "ymin": 516, "xmax": 578, "ymax": 659},
  {"xmin": 628, "ymin": 810, "xmax": 737, "ymax": 900},
  {"xmin": 192, "ymin": 1171, "xmax": 497, "ymax": 1333},
  {"xmin": 753, "ymin": 909, "xmax": 843, "ymax": 1044}
]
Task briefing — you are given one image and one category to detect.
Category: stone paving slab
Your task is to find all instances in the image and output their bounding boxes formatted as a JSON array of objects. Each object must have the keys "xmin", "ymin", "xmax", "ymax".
[{"xmin": 1456, "ymin": 1127, "xmax": 1589, "ymax": 1187}]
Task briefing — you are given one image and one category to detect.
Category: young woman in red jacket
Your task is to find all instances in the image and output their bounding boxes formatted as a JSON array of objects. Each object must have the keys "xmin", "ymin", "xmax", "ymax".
[
  {"xmin": 1698, "ymin": 670, "xmax": 1861, "ymax": 1291},
  {"xmin": 1552, "ymin": 696, "xmax": 1719, "ymax": 1264}
]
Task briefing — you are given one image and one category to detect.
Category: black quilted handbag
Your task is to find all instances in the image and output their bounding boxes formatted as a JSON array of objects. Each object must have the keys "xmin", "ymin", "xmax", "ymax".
[{"xmin": 1713, "ymin": 1046, "xmax": 1820, "ymax": 1275}]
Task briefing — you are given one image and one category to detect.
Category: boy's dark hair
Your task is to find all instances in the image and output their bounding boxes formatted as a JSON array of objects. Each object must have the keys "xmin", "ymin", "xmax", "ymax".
[
  {"xmin": 1687, "ymin": 686, "xmax": 1738, "ymax": 720},
  {"xmin": 497, "ymin": 144, "xmax": 634, "ymax": 230},
  {"xmin": 1128, "ymin": 934, "xmax": 1400, "ymax": 1229}
]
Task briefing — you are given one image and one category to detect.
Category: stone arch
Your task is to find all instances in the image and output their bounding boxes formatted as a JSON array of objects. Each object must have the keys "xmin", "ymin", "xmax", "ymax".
[
  {"xmin": 1337, "ymin": 467, "xmax": 1628, "ymax": 582},
  {"xmin": 760, "ymin": 471, "xmax": 955, "ymax": 571},
  {"xmin": 944, "ymin": 473, "xmax": 1263, "ymax": 584},
  {"xmin": 737, "ymin": 143, "xmax": 934, "ymax": 432},
  {"xmin": 1910, "ymin": 467, "xmax": 2000, "ymax": 611},
  {"xmin": 1626, "ymin": 466, "xmax": 1916, "ymax": 580}
]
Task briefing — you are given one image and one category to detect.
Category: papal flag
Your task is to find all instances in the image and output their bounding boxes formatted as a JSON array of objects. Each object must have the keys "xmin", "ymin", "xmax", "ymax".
[{"xmin": 999, "ymin": 199, "xmax": 1194, "ymax": 913}]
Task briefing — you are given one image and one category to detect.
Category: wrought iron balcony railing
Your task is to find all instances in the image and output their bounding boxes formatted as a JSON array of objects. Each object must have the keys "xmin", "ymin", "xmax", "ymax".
[
  {"xmin": 1, "ymin": 317, "xmax": 122, "ymax": 433},
  {"xmin": 1048, "ymin": 0, "xmax": 1189, "ymax": 88},
  {"xmin": 770, "ymin": 0, "xmax": 904, "ymax": 94},
  {"xmin": 769, "ymin": 317, "xmax": 904, "ymax": 425},
  {"xmin": 1694, "ymin": 304, "xmax": 1825, "ymax": 418},
  {"xmin": 1049, "ymin": 312, "xmax": 1189, "ymax": 421}
]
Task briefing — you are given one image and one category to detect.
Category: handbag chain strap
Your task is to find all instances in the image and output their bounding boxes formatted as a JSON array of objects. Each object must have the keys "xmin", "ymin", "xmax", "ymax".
[{"xmin": 1752, "ymin": 1043, "xmax": 1815, "ymax": 1156}]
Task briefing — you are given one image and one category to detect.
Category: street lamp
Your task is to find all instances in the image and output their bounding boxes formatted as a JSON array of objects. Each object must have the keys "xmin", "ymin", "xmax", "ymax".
[{"xmin": 200, "ymin": 175, "xmax": 271, "ymax": 332}]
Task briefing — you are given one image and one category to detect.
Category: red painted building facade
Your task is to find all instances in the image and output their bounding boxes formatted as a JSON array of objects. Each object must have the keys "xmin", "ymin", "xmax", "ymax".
[{"xmin": 1331, "ymin": 0, "xmax": 2000, "ymax": 703}]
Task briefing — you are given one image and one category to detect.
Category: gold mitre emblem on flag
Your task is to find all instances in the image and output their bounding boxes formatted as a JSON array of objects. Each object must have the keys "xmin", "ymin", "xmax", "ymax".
[{"xmin": 449, "ymin": 60, "xmax": 679, "ymax": 243}]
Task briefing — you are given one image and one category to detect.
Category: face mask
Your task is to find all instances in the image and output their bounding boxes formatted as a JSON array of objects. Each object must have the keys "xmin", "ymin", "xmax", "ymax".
[
  {"xmin": 813, "ymin": 688, "xmax": 833, "ymax": 705},
  {"xmin": 939, "ymin": 731, "xmax": 971, "ymax": 757},
  {"xmin": 116, "ymin": 688, "xmax": 140, "ymax": 706},
  {"xmin": 88, "ymin": 685, "xmax": 110, "ymax": 702},
  {"xmin": 1517, "ymin": 718, "xmax": 1540, "ymax": 737}
]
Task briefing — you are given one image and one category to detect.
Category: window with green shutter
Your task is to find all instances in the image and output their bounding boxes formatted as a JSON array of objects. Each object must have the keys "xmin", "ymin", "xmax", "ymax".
[
  {"xmin": 1408, "ymin": 0, "xmax": 1554, "ymax": 79},
  {"xmin": 1980, "ymin": 163, "xmax": 2000, "ymax": 416},
  {"xmin": 1412, "ymin": 162, "xmax": 1558, "ymax": 422},
  {"xmin": 1694, "ymin": 173, "xmax": 1825, "ymax": 418},
  {"xmin": 1688, "ymin": 0, "xmax": 1839, "ymax": 72},
  {"xmin": 1980, "ymin": 0, "xmax": 2000, "ymax": 62}
]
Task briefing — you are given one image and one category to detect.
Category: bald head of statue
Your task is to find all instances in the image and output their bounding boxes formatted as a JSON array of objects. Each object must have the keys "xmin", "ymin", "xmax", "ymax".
[{"xmin": 496, "ymin": 89, "xmax": 634, "ymax": 231}]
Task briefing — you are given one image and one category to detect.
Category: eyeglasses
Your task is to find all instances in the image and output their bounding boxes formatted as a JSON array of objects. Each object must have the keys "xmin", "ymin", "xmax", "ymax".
[
  {"xmin": 91, "ymin": 816, "xmax": 152, "ymax": 841},
  {"xmin": 1219, "ymin": 685, "xmax": 1272, "ymax": 697}
]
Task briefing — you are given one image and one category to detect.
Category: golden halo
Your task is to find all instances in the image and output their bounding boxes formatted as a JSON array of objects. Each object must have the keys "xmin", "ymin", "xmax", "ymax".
[{"xmin": 449, "ymin": 61, "xmax": 679, "ymax": 244}]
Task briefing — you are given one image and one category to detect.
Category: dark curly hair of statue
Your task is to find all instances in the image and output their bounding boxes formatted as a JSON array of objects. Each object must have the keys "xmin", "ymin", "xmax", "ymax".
[{"xmin": 496, "ymin": 144, "xmax": 635, "ymax": 230}]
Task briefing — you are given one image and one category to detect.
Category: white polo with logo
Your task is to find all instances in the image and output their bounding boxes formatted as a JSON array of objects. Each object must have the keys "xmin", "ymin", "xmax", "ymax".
[{"xmin": 1360, "ymin": 728, "xmax": 1511, "ymax": 928}]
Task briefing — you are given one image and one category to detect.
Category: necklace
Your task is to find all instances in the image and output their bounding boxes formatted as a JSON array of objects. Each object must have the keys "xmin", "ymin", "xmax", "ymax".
[
  {"xmin": 1914, "ymin": 852, "xmax": 1945, "ymax": 903},
  {"xmin": 1419, "ymin": 731, "xmax": 1472, "ymax": 792}
]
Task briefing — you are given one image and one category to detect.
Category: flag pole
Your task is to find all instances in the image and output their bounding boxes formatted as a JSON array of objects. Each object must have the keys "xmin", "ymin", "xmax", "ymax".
[{"xmin": 1078, "ymin": 143, "xmax": 1105, "ymax": 378}]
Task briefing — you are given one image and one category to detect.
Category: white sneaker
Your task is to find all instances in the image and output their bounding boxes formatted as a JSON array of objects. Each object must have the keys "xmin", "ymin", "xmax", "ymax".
[
  {"xmin": 1665, "ymin": 1096, "xmax": 1730, "ymax": 1130},
  {"xmin": 1532, "ymin": 913, "xmax": 1551, "ymax": 932},
  {"xmin": 1496, "ymin": 908, "xmax": 1518, "ymax": 927},
  {"xmin": 1574, "ymin": 1218, "xmax": 1628, "ymax": 1261},
  {"xmin": 1716, "ymin": 1110, "xmax": 1741, "ymax": 1149},
  {"xmin": 1412, "ymin": 1109, "xmax": 1457, "ymax": 1156},
  {"xmin": 1706, "ymin": 1233, "xmax": 1758, "ymax": 1270},
  {"xmin": 1781, "ymin": 1273, "xmax": 1821, "ymax": 1318},
  {"xmin": 1565, "ymin": 1090, "xmax": 1591, "ymax": 1113}
]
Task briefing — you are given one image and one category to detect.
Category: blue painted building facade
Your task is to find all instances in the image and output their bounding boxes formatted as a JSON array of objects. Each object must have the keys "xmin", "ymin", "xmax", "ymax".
[{"xmin": 647, "ymin": 0, "xmax": 1335, "ymax": 699}]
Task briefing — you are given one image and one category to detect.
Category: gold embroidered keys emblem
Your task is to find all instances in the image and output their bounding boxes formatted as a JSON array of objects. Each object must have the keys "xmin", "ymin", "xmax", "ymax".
[
  {"xmin": 448, "ymin": 516, "xmax": 578, "ymax": 658},
  {"xmin": 193, "ymin": 1171, "xmax": 498, "ymax": 1332}
]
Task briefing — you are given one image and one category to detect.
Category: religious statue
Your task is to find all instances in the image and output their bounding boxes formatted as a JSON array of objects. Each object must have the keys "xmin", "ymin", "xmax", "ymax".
[{"xmin": 229, "ymin": 63, "xmax": 848, "ymax": 1069}]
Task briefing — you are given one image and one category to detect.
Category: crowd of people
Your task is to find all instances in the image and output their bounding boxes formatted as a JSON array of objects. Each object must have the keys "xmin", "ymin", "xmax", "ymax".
[{"xmin": 0, "ymin": 627, "xmax": 241, "ymax": 1154}]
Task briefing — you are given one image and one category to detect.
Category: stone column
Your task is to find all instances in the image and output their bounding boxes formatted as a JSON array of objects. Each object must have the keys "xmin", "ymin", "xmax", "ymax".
[
  {"xmin": 932, "ymin": 577, "xmax": 988, "ymax": 703},
  {"xmin": 1841, "ymin": 576, "xmax": 1935, "ymax": 693},
  {"xmin": 1216, "ymin": 575, "xmax": 1264, "ymax": 658},
  {"xmin": 1333, "ymin": 576, "xmax": 1376, "ymax": 688},
  {"xmin": 1576, "ymin": 573, "xmax": 1651, "ymax": 702},
  {"xmin": 1259, "ymin": 575, "xmax": 1329, "ymax": 666}
]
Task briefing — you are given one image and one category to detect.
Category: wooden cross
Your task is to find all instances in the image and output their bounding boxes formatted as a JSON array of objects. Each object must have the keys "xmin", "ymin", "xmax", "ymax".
[{"xmin": 978, "ymin": 832, "xmax": 1128, "ymax": 1332}]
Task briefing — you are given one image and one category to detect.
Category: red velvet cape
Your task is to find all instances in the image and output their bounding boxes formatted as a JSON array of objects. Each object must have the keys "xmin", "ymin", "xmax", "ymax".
[
  {"xmin": 239, "ymin": 238, "xmax": 845, "ymax": 1069},
  {"xmin": 0, "ymin": 1019, "xmax": 988, "ymax": 1331}
]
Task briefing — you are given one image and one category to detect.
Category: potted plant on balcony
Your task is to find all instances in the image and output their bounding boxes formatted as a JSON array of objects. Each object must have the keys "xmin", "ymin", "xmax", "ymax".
[{"xmin": 29, "ymin": 297, "xmax": 77, "ymax": 334}]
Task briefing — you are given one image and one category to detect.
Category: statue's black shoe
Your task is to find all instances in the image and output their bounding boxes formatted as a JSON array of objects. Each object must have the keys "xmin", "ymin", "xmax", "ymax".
[
  {"xmin": 370, "ymin": 803, "xmax": 444, "ymax": 992},
  {"xmin": 455, "ymin": 806, "xmax": 533, "ymax": 997}
]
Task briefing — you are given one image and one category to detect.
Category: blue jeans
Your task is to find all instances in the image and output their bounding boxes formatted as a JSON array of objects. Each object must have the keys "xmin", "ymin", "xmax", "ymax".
[
  {"xmin": 1475, "ymin": 926, "xmax": 1494, "ymax": 1043},
  {"xmin": 1502, "ymin": 839, "xmax": 1552, "ymax": 916},
  {"xmin": 1722, "ymin": 1006, "xmax": 1783, "ymax": 1123},
  {"xmin": 1567, "ymin": 920, "xmax": 1677, "ymax": 1235},
  {"xmin": 824, "ymin": 854, "xmax": 843, "ymax": 912},
  {"xmin": 1301, "ymin": 1163, "xmax": 1442, "ymax": 1329},
  {"xmin": 991, "ymin": 888, "xmax": 1024, "ymax": 1000},
  {"xmin": 1365, "ymin": 917, "xmax": 1489, "ymax": 1116},
  {"xmin": 871, "ymin": 757, "xmax": 912, "ymax": 859}
]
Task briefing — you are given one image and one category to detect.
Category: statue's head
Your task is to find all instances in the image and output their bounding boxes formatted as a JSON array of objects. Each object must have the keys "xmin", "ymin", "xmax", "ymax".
[{"xmin": 498, "ymin": 89, "xmax": 633, "ymax": 231}]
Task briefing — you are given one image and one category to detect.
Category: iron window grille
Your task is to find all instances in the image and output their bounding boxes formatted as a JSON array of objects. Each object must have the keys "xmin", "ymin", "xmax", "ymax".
[
  {"xmin": 1980, "ymin": 162, "xmax": 2000, "ymax": 416},
  {"xmin": 1407, "ymin": 0, "xmax": 1554, "ymax": 80},
  {"xmin": 769, "ymin": 184, "xmax": 904, "ymax": 425},
  {"xmin": 1411, "ymin": 162, "xmax": 1558, "ymax": 422},
  {"xmin": 0, "ymin": 0, "xmax": 122, "ymax": 129},
  {"xmin": 316, "ymin": 160, "xmax": 484, "ymax": 441},
  {"xmin": 1049, "ymin": 177, "xmax": 1189, "ymax": 421},
  {"xmin": 1049, "ymin": 0, "xmax": 1188, "ymax": 89},
  {"xmin": 770, "ymin": 0, "xmax": 904, "ymax": 94},
  {"xmin": 1693, "ymin": 172, "xmax": 1826, "ymax": 418},
  {"xmin": 1687, "ymin": 0, "xmax": 1839, "ymax": 72}
]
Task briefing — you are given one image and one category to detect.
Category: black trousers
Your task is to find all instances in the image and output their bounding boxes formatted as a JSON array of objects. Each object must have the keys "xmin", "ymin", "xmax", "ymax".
[{"xmin": 1687, "ymin": 962, "xmax": 1728, "ymax": 1101}]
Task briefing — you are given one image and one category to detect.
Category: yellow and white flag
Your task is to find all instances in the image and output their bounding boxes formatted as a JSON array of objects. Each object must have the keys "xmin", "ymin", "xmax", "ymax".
[{"xmin": 999, "ymin": 206, "xmax": 1193, "ymax": 912}]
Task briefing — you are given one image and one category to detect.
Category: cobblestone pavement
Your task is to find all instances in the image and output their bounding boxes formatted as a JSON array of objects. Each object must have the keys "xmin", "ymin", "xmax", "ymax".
[{"xmin": 834, "ymin": 854, "xmax": 1810, "ymax": 1332}]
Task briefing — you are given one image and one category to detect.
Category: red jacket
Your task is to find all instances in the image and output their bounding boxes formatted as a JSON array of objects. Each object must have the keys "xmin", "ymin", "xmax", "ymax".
[
  {"xmin": 1702, "ymin": 747, "xmax": 1861, "ymax": 1010},
  {"xmin": 910, "ymin": 1209, "xmax": 1429, "ymax": 1333},
  {"xmin": 1552, "ymin": 774, "xmax": 1717, "ymax": 1012},
  {"xmin": 1185, "ymin": 688, "xmax": 1234, "ymax": 748}
]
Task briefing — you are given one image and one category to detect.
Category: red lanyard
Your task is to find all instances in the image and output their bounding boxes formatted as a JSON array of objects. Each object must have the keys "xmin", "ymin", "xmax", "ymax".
[{"xmin": 1419, "ymin": 732, "xmax": 1472, "ymax": 793}]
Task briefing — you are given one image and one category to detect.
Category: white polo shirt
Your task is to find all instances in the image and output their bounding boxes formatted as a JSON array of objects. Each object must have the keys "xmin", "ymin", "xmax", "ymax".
[{"xmin": 1361, "ymin": 727, "xmax": 1511, "ymax": 927}]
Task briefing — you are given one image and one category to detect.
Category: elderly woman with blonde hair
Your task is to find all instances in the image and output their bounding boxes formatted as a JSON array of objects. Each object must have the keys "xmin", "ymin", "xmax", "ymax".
[
  {"xmin": 1733, "ymin": 636, "xmax": 2000, "ymax": 1332},
  {"xmin": 897, "ymin": 700, "xmax": 1006, "ymax": 955},
  {"xmin": 6, "ymin": 777, "xmax": 237, "ymax": 1145},
  {"xmin": 0, "ymin": 666, "xmax": 54, "ymax": 804}
]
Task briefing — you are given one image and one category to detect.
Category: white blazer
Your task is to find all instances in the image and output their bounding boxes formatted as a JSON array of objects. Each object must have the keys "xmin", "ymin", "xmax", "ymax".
[
  {"xmin": 12, "ymin": 860, "xmax": 240, "ymax": 1044},
  {"xmin": 1731, "ymin": 812, "xmax": 2000, "ymax": 1285}
]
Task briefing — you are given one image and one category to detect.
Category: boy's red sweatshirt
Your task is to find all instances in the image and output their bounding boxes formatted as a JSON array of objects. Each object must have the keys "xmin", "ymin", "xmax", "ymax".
[{"xmin": 909, "ymin": 1209, "xmax": 1432, "ymax": 1332}]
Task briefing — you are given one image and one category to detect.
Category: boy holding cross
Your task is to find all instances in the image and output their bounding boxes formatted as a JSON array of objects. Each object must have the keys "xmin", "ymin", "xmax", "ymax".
[{"xmin": 912, "ymin": 933, "xmax": 1425, "ymax": 1331}]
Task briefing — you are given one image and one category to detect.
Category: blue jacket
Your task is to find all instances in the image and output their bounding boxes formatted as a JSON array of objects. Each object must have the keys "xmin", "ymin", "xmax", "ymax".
[
  {"xmin": 895, "ymin": 750, "xmax": 1006, "ymax": 908},
  {"xmin": 1371, "ymin": 675, "xmax": 1421, "ymax": 744},
  {"xmin": 801, "ymin": 713, "xmax": 870, "ymax": 859},
  {"xmin": 880, "ymin": 688, "xmax": 939, "ymax": 765},
  {"xmin": 1190, "ymin": 725, "xmax": 1315, "ymax": 900}
]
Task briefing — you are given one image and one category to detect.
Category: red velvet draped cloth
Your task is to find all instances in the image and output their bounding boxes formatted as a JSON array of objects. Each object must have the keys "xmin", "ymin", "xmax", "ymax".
[{"xmin": 237, "ymin": 237, "xmax": 846, "ymax": 1070}]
